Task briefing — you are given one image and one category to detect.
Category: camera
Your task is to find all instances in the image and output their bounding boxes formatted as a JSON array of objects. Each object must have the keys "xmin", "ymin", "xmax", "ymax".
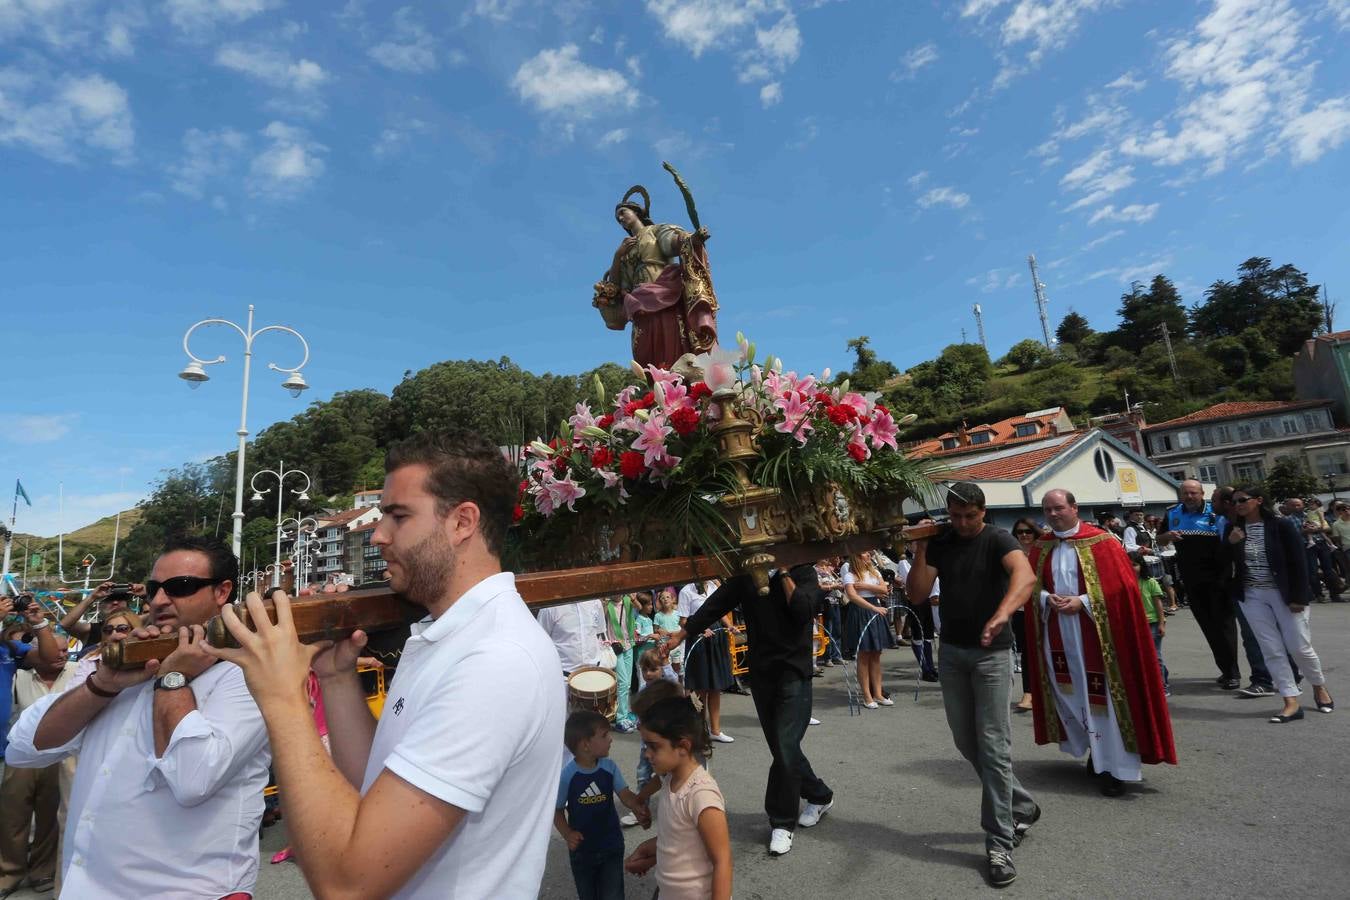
[
  {"xmin": 12, "ymin": 593, "xmax": 34, "ymax": 614},
  {"xmin": 106, "ymin": 583, "xmax": 135, "ymax": 600}
]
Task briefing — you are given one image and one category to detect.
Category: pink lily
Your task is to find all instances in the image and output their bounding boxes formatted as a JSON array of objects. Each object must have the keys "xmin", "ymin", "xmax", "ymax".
[
  {"xmin": 632, "ymin": 413, "xmax": 674, "ymax": 467},
  {"xmin": 568, "ymin": 402, "xmax": 597, "ymax": 433},
  {"xmin": 773, "ymin": 391, "xmax": 815, "ymax": 445},
  {"xmin": 545, "ymin": 471, "xmax": 587, "ymax": 512},
  {"xmin": 864, "ymin": 408, "xmax": 900, "ymax": 451}
]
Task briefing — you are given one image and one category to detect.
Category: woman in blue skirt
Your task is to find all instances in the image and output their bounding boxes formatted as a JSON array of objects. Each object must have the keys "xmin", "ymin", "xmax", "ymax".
[{"xmin": 843, "ymin": 552, "xmax": 896, "ymax": 709}]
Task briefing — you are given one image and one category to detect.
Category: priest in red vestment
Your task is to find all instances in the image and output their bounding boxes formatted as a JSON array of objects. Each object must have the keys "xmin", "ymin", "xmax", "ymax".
[{"xmin": 1024, "ymin": 489, "xmax": 1177, "ymax": 797}]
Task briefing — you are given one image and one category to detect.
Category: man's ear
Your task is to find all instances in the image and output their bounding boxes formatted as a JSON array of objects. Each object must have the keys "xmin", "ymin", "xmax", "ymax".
[
  {"xmin": 447, "ymin": 501, "xmax": 482, "ymax": 546},
  {"xmin": 215, "ymin": 581, "xmax": 235, "ymax": 609}
]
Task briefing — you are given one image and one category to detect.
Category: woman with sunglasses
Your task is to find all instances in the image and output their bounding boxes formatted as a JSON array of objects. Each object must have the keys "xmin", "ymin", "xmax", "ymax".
[
  {"xmin": 69, "ymin": 610, "xmax": 144, "ymax": 689},
  {"xmin": 1010, "ymin": 518, "xmax": 1043, "ymax": 712},
  {"xmin": 1225, "ymin": 486, "xmax": 1335, "ymax": 723}
]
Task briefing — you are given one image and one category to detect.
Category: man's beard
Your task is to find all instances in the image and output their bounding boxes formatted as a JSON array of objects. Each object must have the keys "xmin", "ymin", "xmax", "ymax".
[{"xmin": 394, "ymin": 529, "xmax": 456, "ymax": 608}]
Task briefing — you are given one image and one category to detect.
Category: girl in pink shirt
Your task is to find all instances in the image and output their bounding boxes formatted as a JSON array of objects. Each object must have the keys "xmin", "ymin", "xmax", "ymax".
[{"xmin": 624, "ymin": 698, "xmax": 732, "ymax": 900}]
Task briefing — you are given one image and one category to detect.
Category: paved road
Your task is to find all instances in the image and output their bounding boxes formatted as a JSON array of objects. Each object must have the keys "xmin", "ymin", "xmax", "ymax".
[{"xmin": 11, "ymin": 606, "xmax": 1348, "ymax": 898}]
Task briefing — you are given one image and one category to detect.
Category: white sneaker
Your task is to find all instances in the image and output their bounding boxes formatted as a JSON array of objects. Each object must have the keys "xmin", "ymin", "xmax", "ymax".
[
  {"xmin": 808, "ymin": 717, "xmax": 821, "ymax": 726},
  {"xmin": 620, "ymin": 813, "xmax": 638, "ymax": 827},
  {"xmin": 768, "ymin": 827, "xmax": 794, "ymax": 856},
  {"xmin": 862, "ymin": 701, "xmax": 879, "ymax": 709},
  {"xmin": 878, "ymin": 697, "xmax": 895, "ymax": 707},
  {"xmin": 712, "ymin": 731, "xmax": 735, "ymax": 743},
  {"xmin": 797, "ymin": 799, "xmax": 833, "ymax": 827}
]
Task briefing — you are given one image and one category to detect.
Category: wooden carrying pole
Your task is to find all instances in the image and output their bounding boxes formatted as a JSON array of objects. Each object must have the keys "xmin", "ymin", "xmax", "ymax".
[{"xmin": 103, "ymin": 523, "xmax": 943, "ymax": 669}]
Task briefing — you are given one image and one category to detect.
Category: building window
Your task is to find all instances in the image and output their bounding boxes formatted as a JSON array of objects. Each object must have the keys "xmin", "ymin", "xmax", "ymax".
[
  {"xmin": 1198, "ymin": 464, "xmax": 1219, "ymax": 483},
  {"xmin": 1152, "ymin": 435, "xmax": 1172, "ymax": 454},
  {"xmin": 1232, "ymin": 460, "xmax": 1266, "ymax": 482},
  {"xmin": 970, "ymin": 432, "xmax": 991, "ymax": 444},
  {"xmin": 1315, "ymin": 453, "xmax": 1350, "ymax": 476},
  {"xmin": 1258, "ymin": 420, "xmax": 1275, "ymax": 438},
  {"xmin": 1282, "ymin": 417, "xmax": 1299, "ymax": 435},
  {"xmin": 942, "ymin": 438, "xmax": 958, "ymax": 450},
  {"xmin": 1015, "ymin": 423, "xmax": 1037, "ymax": 438},
  {"xmin": 1175, "ymin": 431, "xmax": 1193, "ymax": 449},
  {"xmin": 1198, "ymin": 428, "xmax": 1214, "ymax": 447},
  {"xmin": 1215, "ymin": 425, "xmax": 1233, "ymax": 443},
  {"xmin": 1236, "ymin": 424, "xmax": 1255, "ymax": 441},
  {"xmin": 1164, "ymin": 468, "xmax": 1186, "ymax": 483},
  {"xmin": 1304, "ymin": 411, "xmax": 1328, "ymax": 432}
]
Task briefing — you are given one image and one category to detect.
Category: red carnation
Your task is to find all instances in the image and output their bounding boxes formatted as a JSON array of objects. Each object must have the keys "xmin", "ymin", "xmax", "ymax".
[
  {"xmin": 512, "ymin": 504, "xmax": 524, "ymax": 522},
  {"xmin": 620, "ymin": 451, "xmax": 646, "ymax": 479},
  {"xmin": 639, "ymin": 391, "xmax": 656, "ymax": 409},
  {"xmin": 591, "ymin": 447, "xmax": 614, "ymax": 468},
  {"xmin": 814, "ymin": 391, "xmax": 834, "ymax": 406},
  {"xmin": 689, "ymin": 382, "xmax": 712, "ymax": 402},
  {"xmin": 518, "ymin": 480, "xmax": 529, "ymax": 494},
  {"xmin": 847, "ymin": 442, "xmax": 867, "ymax": 463},
  {"xmin": 875, "ymin": 402, "xmax": 890, "ymax": 415},
  {"xmin": 621, "ymin": 402, "xmax": 639, "ymax": 417},
  {"xmin": 827, "ymin": 405, "xmax": 851, "ymax": 426},
  {"xmin": 552, "ymin": 456, "xmax": 569, "ymax": 474},
  {"xmin": 596, "ymin": 414, "xmax": 615, "ymax": 429},
  {"xmin": 669, "ymin": 406, "xmax": 700, "ymax": 436}
]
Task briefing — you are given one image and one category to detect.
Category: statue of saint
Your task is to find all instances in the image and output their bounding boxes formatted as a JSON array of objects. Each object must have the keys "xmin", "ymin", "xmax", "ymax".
[{"xmin": 593, "ymin": 174, "xmax": 720, "ymax": 371}]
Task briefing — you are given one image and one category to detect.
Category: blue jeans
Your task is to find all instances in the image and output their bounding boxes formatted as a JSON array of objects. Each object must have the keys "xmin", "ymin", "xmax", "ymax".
[
  {"xmin": 823, "ymin": 603, "xmax": 844, "ymax": 662},
  {"xmin": 569, "ymin": 847, "xmax": 624, "ymax": 900},
  {"xmin": 636, "ymin": 754, "xmax": 653, "ymax": 791},
  {"xmin": 938, "ymin": 643, "xmax": 1038, "ymax": 852},
  {"xmin": 1150, "ymin": 622, "xmax": 1169, "ymax": 686}
]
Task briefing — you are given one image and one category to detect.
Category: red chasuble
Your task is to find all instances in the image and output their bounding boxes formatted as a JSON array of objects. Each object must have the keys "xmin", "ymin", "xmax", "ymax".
[{"xmin": 1024, "ymin": 523, "xmax": 1177, "ymax": 766}]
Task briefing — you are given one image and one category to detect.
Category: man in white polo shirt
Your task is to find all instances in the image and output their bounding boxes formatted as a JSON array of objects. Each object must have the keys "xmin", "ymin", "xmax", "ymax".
[{"xmin": 208, "ymin": 430, "xmax": 565, "ymax": 899}]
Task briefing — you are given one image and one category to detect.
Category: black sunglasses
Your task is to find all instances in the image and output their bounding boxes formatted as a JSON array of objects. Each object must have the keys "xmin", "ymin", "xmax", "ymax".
[
  {"xmin": 1014, "ymin": 529, "xmax": 1037, "ymax": 536},
  {"xmin": 1232, "ymin": 496, "xmax": 1254, "ymax": 504},
  {"xmin": 101, "ymin": 623, "xmax": 132, "ymax": 636},
  {"xmin": 144, "ymin": 575, "xmax": 225, "ymax": 600}
]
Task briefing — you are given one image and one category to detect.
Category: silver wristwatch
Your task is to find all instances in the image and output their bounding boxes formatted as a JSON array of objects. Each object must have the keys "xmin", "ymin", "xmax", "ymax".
[{"xmin": 154, "ymin": 671, "xmax": 190, "ymax": 691}]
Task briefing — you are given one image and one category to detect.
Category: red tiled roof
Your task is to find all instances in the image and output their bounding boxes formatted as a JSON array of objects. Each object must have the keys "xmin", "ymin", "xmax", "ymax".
[
  {"xmin": 1142, "ymin": 399, "xmax": 1331, "ymax": 432},
  {"xmin": 349, "ymin": 522, "xmax": 378, "ymax": 534},
  {"xmin": 941, "ymin": 433, "xmax": 1088, "ymax": 481},
  {"xmin": 317, "ymin": 508, "xmax": 370, "ymax": 527},
  {"xmin": 911, "ymin": 407, "xmax": 1068, "ymax": 457},
  {"xmin": 1312, "ymin": 330, "xmax": 1350, "ymax": 342}
]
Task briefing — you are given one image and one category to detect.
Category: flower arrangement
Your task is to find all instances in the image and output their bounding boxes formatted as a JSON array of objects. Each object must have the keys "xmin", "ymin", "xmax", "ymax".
[{"xmin": 515, "ymin": 334, "xmax": 933, "ymax": 568}]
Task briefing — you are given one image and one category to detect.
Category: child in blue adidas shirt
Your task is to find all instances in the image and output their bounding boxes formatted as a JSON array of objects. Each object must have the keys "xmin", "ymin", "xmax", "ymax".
[{"xmin": 556, "ymin": 710, "xmax": 651, "ymax": 900}]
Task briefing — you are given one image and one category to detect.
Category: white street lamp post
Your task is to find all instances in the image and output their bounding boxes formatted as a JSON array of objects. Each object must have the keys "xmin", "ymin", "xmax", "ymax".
[
  {"xmin": 180, "ymin": 305, "xmax": 311, "ymax": 563},
  {"xmin": 250, "ymin": 462, "xmax": 312, "ymax": 589},
  {"xmin": 278, "ymin": 516, "xmax": 318, "ymax": 589}
]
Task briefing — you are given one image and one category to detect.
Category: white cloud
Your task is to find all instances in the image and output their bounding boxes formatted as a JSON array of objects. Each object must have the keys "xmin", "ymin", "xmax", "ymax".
[
  {"xmin": 216, "ymin": 44, "xmax": 329, "ymax": 93},
  {"xmin": 759, "ymin": 81, "xmax": 781, "ymax": 107},
  {"xmin": 907, "ymin": 170, "xmax": 929, "ymax": 187},
  {"xmin": 165, "ymin": 0, "xmax": 280, "ymax": 33},
  {"xmin": 1280, "ymin": 97, "xmax": 1350, "ymax": 163},
  {"xmin": 512, "ymin": 44, "xmax": 638, "ymax": 123},
  {"xmin": 0, "ymin": 68, "xmax": 134, "ymax": 164},
  {"xmin": 17, "ymin": 490, "xmax": 145, "ymax": 539},
  {"xmin": 13, "ymin": 413, "xmax": 78, "ymax": 444},
  {"xmin": 597, "ymin": 127, "xmax": 628, "ymax": 147},
  {"xmin": 893, "ymin": 41, "xmax": 939, "ymax": 80},
  {"xmin": 916, "ymin": 186, "xmax": 971, "ymax": 209},
  {"xmin": 169, "ymin": 126, "xmax": 248, "ymax": 197},
  {"xmin": 786, "ymin": 115, "xmax": 818, "ymax": 150},
  {"xmin": 372, "ymin": 116, "xmax": 429, "ymax": 158},
  {"xmin": 1060, "ymin": 148, "xmax": 1135, "ymax": 210},
  {"xmin": 966, "ymin": 268, "xmax": 1023, "ymax": 293},
  {"xmin": 1105, "ymin": 71, "xmax": 1145, "ymax": 91},
  {"xmin": 963, "ymin": 0, "xmax": 1114, "ymax": 87},
  {"xmin": 1118, "ymin": 0, "xmax": 1348, "ymax": 173},
  {"xmin": 0, "ymin": 0, "xmax": 144, "ymax": 54},
  {"xmin": 248, "ymin": 121, "xmax": 326, "ymax": 199},
  {"xmin": 1087, "ymin": 254, "xmax": 1173, "ymax": 284},
  {"xmin": 368, "ymin": 7, "xmax": 438, "ymax": 74},
  {"xmin": 1082, "ymin": 228, "xmax": 1125, "ymax": 250},
  {"xmin": 1088, "ymin": 202, "xmax": 1159, "ymax": 224},
  {"xmin": 645, "ymin": 1, "xmax": 802, "ymax": 98}
]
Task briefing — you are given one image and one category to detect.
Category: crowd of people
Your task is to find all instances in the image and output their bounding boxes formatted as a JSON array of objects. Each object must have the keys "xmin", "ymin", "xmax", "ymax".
[{"xmin": 0, "ymin": 435, "xmax": 1340, "ymax": 897}]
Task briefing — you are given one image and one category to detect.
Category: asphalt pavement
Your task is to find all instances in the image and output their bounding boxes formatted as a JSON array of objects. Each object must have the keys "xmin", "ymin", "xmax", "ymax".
[{"xmin": 10, "ymin": 605, "xmax": 1348, "ymax": 899}]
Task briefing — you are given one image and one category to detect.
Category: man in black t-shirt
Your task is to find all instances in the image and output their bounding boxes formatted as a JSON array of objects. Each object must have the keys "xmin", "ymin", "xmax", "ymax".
[{"xmin": 907, "ymin": 483, "xmax": 1039, "ymax": 889}]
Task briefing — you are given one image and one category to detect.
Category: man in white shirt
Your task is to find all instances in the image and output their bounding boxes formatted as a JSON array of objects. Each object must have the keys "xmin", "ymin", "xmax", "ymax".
[
  {"xmin": 206, "ymin": 429, "xmax": 565, "ymax": 899},
  {"xmin": 5, "ymin": 536, "xmax": 270, "ymax": 900},
  {"xmin": 535, "ymin": 599, "xmax": 606, "ymax": 673}
]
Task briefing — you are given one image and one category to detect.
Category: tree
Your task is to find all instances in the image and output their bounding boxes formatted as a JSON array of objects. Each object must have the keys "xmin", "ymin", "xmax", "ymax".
[
  {"xmin": 1264, "ymin": 457, "xmax": 1320, "ymax": 502},
  {"xmin": 1116, "ymin": 276, "xmax": 1188, "ymax": 354},
  {"xmin": 1055, "ymin": 310, "xmax": 1093, "ymax": 346},
  {"xmin": 845, "ymin": 336, "xmax": 900, "ymax": 391},
  {"xmin": 1002, "ymin": 338, "xmax": 1049, "ymax": 373},
  {"xmin": 1204, "ymin": 336, "xmax": 1250, "ymax": 378},
  {"xmin": 1189, "ymin": 258, "xmax": 1323, "ymax": 355}
]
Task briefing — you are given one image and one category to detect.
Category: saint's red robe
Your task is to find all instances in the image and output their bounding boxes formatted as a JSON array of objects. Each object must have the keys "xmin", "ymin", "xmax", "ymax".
[{"xmin": 1025, "ymin": 523, "xmax": 1177, "ymax": 766}]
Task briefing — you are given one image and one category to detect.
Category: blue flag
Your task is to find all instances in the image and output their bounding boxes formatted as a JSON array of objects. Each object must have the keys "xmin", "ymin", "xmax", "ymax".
[{"xmin": 15, "ymin": 479, "xmax": 31, "ymax": 506}]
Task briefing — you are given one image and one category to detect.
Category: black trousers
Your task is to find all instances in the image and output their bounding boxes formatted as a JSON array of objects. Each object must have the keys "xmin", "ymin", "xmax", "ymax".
[
  {"xmin": 1188, "ymin": 579, "xmax": 1240, "ymax": 680},
  {"xmin": 749, "ymin": 672, "xmax": 833, "ymax": 830}
]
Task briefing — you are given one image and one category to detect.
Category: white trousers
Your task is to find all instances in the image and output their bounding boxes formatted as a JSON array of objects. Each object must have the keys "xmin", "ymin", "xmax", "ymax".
[{"xmin": 1241, "ymin": 587, "xmax": 1326, "ymax": 697}]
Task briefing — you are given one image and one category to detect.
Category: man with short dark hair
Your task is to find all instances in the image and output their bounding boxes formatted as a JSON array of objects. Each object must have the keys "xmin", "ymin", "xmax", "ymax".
[
  {"xmin": 6, "ymin": 535, "xmax": 270, "ymax": 898},
  {"xmin": 908, "ymin": 483, "xmax": 1039, "ymax": 888},
  {"xmin": 206, "ymin": 429, "xmax": 565, "ymax": 899}
]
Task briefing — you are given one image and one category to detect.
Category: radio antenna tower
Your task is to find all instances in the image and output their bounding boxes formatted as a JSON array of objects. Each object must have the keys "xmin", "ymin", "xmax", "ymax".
[
  {"xmin": 1028, "ymin": 254, "xmax": 1054, "ymax": 350},
  {"xmin": 973, "ymin": 304, "xmax": 988, "ymax": 351}
]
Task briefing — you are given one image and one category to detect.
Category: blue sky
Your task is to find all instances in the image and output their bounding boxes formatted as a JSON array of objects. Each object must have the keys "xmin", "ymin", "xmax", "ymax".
[{"xmin": 4, "ymin": 0, "xmax": 1350, "ymax": 537}]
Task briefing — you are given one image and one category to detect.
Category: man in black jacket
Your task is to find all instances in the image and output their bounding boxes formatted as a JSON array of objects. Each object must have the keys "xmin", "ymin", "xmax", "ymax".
[{"xmin": 658, "ymin": 565, "xmax": 833, "ymax": 858}]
